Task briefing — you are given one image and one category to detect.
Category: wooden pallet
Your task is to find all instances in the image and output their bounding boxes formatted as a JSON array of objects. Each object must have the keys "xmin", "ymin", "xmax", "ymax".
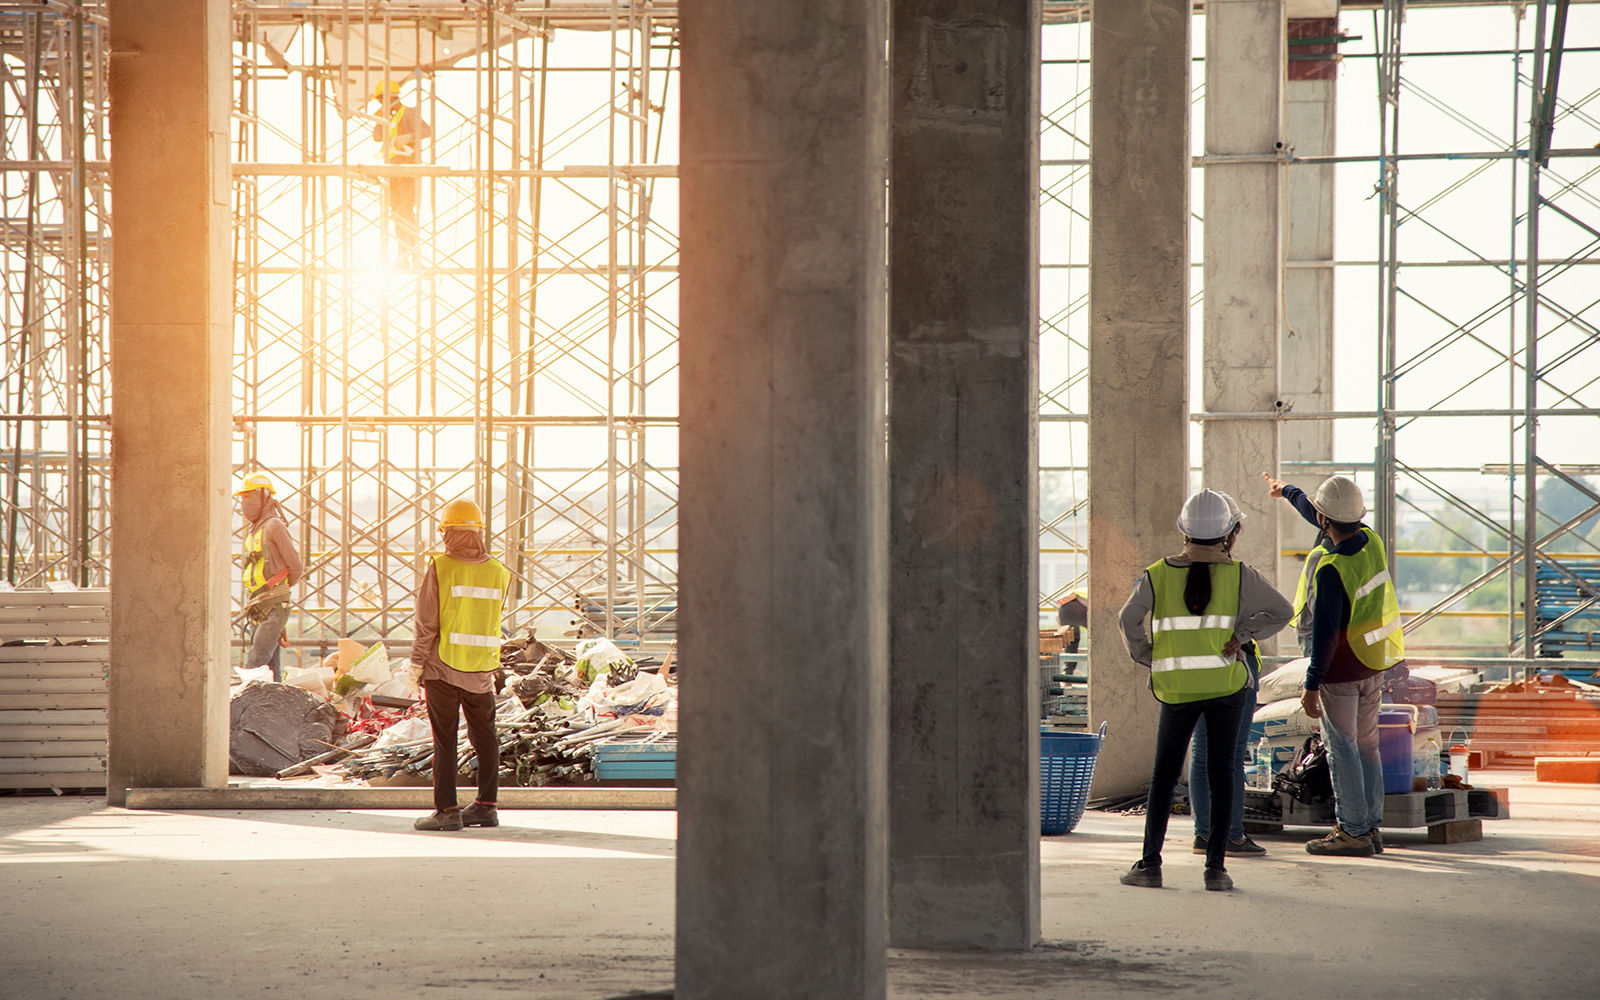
[{"xmin": 0, "ymin": 590, "xmax": 110, "ymax": 790}]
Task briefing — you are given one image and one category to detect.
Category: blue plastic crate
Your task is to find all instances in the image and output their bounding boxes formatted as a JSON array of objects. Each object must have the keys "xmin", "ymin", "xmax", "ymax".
[
  {"xmin": 1040, "ymin": 723, "xmax": 1105, "ymax": 835},
  {"xmin": 593, "ymin": 739, "xmax": 677, "ymax": 783}
]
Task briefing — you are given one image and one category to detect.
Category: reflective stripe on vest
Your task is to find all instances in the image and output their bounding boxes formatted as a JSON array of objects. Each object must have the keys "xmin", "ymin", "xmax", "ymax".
[
  {"xmin": 1316, "ymin": 528, "xmax": 1406, "ymax": 671},
  {"xmin": 434, "ymin": 555, "xmax": 509, "ymax": 672},
  {"xmin": 386, "ymin": 106, "xmax": 409, "ymax": 162},
  {"xmin": 1146, "ymin": 560, "xmax": 1249, "ymax": 704}
]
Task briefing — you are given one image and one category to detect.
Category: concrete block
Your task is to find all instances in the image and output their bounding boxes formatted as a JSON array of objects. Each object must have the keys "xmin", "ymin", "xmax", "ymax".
[
  {"xmin": 1382, "ymin": 789, "xmax": 1464, "ymax": 827},
  {"xmin": 1427, "ymin": 819, "xmax": 1484, "ymax": 844},
  {"xmin": 1534, "ymin": 757, "xmax": 1600, "ymax": 783},
  {"xmin": 1467, "ymin": 786, "xmax": 1511, "ymax": 819}
]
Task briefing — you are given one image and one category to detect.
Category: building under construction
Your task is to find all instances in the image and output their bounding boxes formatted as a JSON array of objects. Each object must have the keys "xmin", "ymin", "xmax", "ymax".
[{"xmin": 1, "ymin": 1, "xmax": 1598, "ymax": 997}]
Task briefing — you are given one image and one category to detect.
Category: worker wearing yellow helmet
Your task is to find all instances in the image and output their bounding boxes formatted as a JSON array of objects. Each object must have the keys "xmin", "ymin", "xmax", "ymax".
[
  {"xmin": 369, "ymin": 77, "xmax": 430, "ymax": 265},
  {"xmin": 234, "ymin": 472, "xmax": 303, "ymax": 681},
  {"xmin": 411, "ymin": 497, "xmax": 510, "ymax": 832}
]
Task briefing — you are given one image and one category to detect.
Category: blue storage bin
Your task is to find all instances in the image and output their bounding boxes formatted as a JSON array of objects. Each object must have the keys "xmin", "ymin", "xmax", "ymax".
[
  {"xmin": 1041, "ymin": 723, "xmax": 1105, "ymax": 835},
  {"xmin": 1377, "ymin": 709, "xmax": 1414, "ymax": 794}
]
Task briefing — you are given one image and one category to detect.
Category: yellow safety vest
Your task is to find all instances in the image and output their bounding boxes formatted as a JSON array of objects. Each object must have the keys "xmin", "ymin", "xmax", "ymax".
[
  {"xmin": 1307, "ymin": 528, "xmax": 1406, "ymax": 671},
  {"xmin": 241, "ymin": 521, "xmax": 275, "ymax": 594},
  {"xmin": 433, "ymin": 555, "xmax": 509, "ymax": 673},
  {"xmin": 386, "ymin": 105, "xmax": 411, "ymax": 162},
  {"xmin": 1146, "ymin": 560, "xmax": 1249, "ymax": 704}
]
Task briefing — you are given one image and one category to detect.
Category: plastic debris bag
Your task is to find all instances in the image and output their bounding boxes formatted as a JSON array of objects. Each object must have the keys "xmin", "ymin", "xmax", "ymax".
[
  {"xmin": 372, "ymin": 715, "xmax": 431, "ymax": 749},
  {"xmin": 234, "ymin": 665, "xmax": 273, "ymax": 686},
  {"xmin": 573, "ymin": 637, "xmax": 634, "ymax": 685}
]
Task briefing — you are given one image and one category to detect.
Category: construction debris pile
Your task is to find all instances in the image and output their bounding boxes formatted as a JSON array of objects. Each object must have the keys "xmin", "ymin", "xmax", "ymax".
[{"xmin": 231, "ymin": 633, "xmax": 676, "ymax": 788}]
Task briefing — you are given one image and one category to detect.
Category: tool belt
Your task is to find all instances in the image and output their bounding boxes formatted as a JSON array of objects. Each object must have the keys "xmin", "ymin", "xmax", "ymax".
[{"xmin": 245, "ymin": 582, "xmax": 292, "ymax": 623}]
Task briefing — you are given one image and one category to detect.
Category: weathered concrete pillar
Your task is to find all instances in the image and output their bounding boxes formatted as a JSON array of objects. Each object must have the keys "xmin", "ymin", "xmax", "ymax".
[
  {"xmin": 107, "ymin": 0, "xmax": 233, "ymax": 806},
  {"xmin": 888, "ymin": 0, "xmax": 1040, "ymax": 950},
  {"xmin": 1282, "ymin": 16, "xmax": 1339, "ymax": 583},
  {"xmin": 1202, "ymin": 0, "xmax": 1285, "ymax": 596},
  {"xmin": 1087, "ymin": 0, "xmax": 1191, "ymax": 796},
  {"xmin": 676, "ymin": 1, "xmax": 889, "ymax": 997}
]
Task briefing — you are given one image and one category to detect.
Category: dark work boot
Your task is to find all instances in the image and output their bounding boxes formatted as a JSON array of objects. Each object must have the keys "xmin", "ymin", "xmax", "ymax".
[
  {"xmin": 461, "ymin": 801, "xmax": 499, "ymax": 828},
  {"xmin": 414, "ymin": 808, "xmax": 463, "ymax": 832}
]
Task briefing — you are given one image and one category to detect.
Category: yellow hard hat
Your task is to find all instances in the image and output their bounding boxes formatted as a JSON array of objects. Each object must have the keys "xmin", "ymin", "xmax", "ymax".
[
  {"xmin": 233, "ymin": 472, "xmax": 275, "ymax": 497},
  {"xmin": 371, "ymin": 79, "xmax": 402, "ymax": 101},
  {"xmin": 438, "ymin": 498, "xmax": 485, "ymax": 532}
]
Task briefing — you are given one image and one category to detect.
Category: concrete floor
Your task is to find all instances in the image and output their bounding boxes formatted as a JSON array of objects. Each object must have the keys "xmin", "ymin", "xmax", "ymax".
[{"xmin": 1, "ymin": 769, "xmax": 1596, "ymax": 1000}]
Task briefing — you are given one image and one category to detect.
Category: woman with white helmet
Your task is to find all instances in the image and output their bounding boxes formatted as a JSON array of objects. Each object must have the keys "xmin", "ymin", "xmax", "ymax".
[
  {"xmin": 1116, "ymin": 489, "xmax": 1293, "ymax": 891},
  {"xmin": 1188, "ymin": 491, "xmax": 1270, "ymax": 859}
]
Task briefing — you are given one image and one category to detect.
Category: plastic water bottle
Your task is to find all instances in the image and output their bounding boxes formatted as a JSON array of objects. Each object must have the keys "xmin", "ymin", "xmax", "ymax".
[
  {"xmin": 1424, "ymin": 736, "xmax": 1442, "ymax": 790},
  {"xmin": 1254, "ymin": 740, "xmax": 1272, "ymax": 789}
]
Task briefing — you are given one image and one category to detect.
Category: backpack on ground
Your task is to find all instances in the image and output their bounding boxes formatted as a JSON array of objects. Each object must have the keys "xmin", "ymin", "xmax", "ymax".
[{"xmin": 1273, "ymin": 733, "xmax": 1334, "ymax": 805}]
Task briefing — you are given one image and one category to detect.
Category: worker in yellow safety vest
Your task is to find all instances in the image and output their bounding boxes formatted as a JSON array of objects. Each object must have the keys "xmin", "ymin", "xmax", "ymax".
[
  {"xmin": 412, "ymin": 497, "xmax": 509, "ymax": 832},
  {"xmin": 1265, "ymin": 472, "xmax": 1407, "ymax": 859},
  {"xmin": 235, "ymin": 473, "xmax": 303, "ymax": 682},
  {"xmin": 370, "ymin": 79, "xmax": 431, "ymax": 266},
  {"xmin": 1116, "ymin": 489, "xmax": 1293, "ymax": 892}
]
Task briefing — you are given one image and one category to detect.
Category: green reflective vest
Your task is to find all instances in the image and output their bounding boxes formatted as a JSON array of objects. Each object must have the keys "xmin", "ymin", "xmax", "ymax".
[
  {"xmin": 1294, "ymin": 527, "xmax": 1405, "ymax": 671},
  {"xmin": 1146, "ymin": 559, "xmax": 1249, "ymax": 704},
  {"xmin": 433, "ymin": 555, "xmax": 510, "ymax": 673}
]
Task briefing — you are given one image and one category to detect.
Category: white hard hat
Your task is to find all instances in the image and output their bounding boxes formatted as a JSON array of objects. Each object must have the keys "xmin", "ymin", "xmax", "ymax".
[
  {"xmin": 1177, "ymin": 489, "xmax": 1239, "ymax": 539},
  {"xmin": 1312, "ymin": 476, "xmax": 1366, "ymax": 523},
  {"xmin": 1216, "ymin": 491, "xmax": 1246, "ymax": 523}
]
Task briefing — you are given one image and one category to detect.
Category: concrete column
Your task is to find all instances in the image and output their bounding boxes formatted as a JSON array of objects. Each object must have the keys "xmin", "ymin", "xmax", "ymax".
[
  {"xmin": 107, "ymin": 0, "xmax": 233, "ymax": 805},
  {"xmin": 1087, "ymin": 0, "xmax": 1192, "ymax": 797},
  {"xmin": 888, "ymin": 0, "xmax": 1040, "ymax": 950},
  {"xmin": 1282, "ymin": 16, "xmax": 1339, "ymax": 583},
  {"xmin": 676, "ymin": 2, "xmax": 889, "ymax": 997},
  {"xmin": 1202, "ymin": 0, "xmax": 1285, "ymax": 596}
]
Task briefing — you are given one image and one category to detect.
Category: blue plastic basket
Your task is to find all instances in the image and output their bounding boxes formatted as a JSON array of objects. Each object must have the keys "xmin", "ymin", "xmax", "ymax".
[{"xmin": 1040, "ymin": 722, "xmax": 1106, "ymax": 835}]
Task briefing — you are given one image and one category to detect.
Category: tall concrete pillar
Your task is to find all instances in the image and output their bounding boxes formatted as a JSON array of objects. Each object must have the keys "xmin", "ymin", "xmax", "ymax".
[
  {"xmin": 1282, "ymin": 16, "xmax": 1339, "ymax": 584},
  {"xmin": 888, "ymin": 0, "xmax": 1040, "ymax": 950},
  {"xmin": 676, "ymin": 2, "xmax": 889, "ymax": 997},
  {"xmin": 1201, "ymin": 0, "xmax": 1285, "ymax": 596},
  {"xmin": 107, "ymin": 0, "xmax": 233, "ymax": 806},
  {"xmin": 1087, "ymin": 0, "xmax": 1192, "ymax": 796}
]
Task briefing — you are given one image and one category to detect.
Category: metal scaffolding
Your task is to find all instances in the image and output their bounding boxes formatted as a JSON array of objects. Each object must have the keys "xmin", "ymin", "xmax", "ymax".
[
  {"xmin": 229, "ymin": 1, "xmax": 681, "ymax": 667},
  {"xmin": 0, "ymin": 1, "xmax": 109, "ymax": 591},
  {"xmin": 3, "ymin": 0, "xmax": 1596, "ymax": 670},
  {"xmin": 1038, "ymin": 0, "xmax": 1600, "ymax": 661}
]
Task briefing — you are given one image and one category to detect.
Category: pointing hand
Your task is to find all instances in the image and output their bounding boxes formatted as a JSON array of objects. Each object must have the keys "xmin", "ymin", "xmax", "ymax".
[{"xmin": 1261, "ymin": 471, "xmax": 1287, "ymax": 498}]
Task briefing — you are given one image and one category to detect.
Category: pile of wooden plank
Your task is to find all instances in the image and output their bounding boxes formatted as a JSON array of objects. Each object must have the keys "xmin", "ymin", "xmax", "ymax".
[
  {"xmin": 1436, "ymin": 685, "xmax": 1600, "ymax": 766},
  {"xmin": 0, "ymin": 590, "xmax": 110, "ymax": 791}
]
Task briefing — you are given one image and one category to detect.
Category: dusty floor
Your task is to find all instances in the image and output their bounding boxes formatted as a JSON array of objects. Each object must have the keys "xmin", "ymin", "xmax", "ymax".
[{"xmin": 1, "ymin": 768, "xmax": 1596, "ymax": 1000}]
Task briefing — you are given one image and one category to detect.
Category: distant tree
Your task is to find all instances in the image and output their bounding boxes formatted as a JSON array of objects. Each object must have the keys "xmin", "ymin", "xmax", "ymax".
[{"xmin": 1537, "ymin": 476, "xmax": 1600, "ymax": 540}]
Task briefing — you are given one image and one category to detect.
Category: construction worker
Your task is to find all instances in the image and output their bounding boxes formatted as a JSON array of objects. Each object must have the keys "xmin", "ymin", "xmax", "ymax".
[
  {"xmin": 1116, "ymin": 489, "xmax": 1293, "ymax": 891},
  {"xmin": 1187, "ymin": 490, "xmax": 1270, "ymax": 859},
  {"xmin": 412, "ymin": 498, "xmax": 509, "ymax": 832},
  {"xmin": 1265, "ymin": 472, "xmax": 1407, "ymax": 858},
  {"xmin": 370, "ymin": 79, "xmax": 431, "ymax": 265},
  {"xmin": 235, "ymin": 473, "xmax": 303, "ymax": 682}
]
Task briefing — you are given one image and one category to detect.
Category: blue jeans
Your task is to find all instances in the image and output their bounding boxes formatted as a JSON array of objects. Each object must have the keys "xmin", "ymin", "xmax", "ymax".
[
  {"xmin": 1319, "ymin": 676, "xmax": 1385, "ymax": 836},
  {"xmin": 1191, "ymin": 681, "xmax": 1256, "ymax": 842}
]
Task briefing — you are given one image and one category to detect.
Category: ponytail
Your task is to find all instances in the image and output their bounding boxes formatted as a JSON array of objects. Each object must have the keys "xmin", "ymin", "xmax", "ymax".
[{"xmin": 1183, "ymin": 563, "xmax": 1213, "ymax": 615}]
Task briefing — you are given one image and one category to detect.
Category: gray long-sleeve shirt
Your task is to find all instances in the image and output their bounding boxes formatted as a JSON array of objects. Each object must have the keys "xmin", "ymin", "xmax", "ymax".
[
  {"xmin": 1117, "ymin": 541, "xmax": 1294, "ymax": 675},
  {"xmin": 244, "ymin": 513, "xmax": 304, "ymax": 589}
]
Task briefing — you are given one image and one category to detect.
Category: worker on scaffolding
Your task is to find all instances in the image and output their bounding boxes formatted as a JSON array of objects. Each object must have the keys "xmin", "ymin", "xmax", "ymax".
[
  {"xmin": 370, "ymin": 79, "xmax": 431, "ymax": 266},
  {"xmin": 411, "ymin": 498, "xmax": 510, "ymax": 832},
  {"xmin": 236, "ymin": 473, "xmax": 303, "ymax": 682}
]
